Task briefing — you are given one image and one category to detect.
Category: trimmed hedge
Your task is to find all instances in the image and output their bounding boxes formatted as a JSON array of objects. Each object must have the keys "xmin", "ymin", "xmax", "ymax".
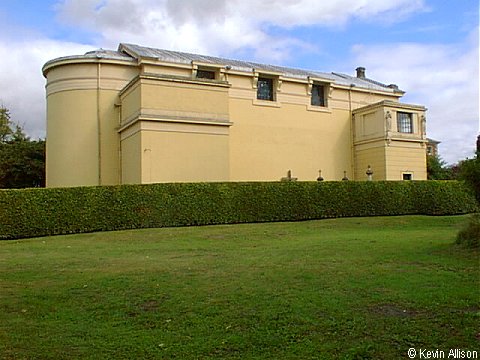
[{"xmin": 0, "ymin": 180, "xmax": 477, "ymax": 240}]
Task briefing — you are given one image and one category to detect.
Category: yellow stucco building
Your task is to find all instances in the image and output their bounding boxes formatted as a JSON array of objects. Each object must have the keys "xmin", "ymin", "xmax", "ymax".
[{"xmin": 43, "ymin": 43, "xmax": 428, "ymax": 187}]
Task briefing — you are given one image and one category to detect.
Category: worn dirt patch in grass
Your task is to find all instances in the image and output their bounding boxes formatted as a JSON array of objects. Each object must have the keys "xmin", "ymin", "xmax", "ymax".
[
  {"xmin": 369, "ymin": 304, "xmax": 418, "ymax": 318},
  {"xmin": 139, "ymin": 299, "xmax": 161, "ymax": 312}
]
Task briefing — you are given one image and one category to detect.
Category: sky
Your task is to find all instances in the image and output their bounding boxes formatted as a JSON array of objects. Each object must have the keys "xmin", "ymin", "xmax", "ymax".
[{"xmin": 0, "ymin": 0, "xmax": 478, "ymax": 164}]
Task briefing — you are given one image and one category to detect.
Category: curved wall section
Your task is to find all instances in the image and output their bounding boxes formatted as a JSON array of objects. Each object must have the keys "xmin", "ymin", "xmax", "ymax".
[
  {"xmin": 46, "ymin": 89, "xmax": 99, "ymax": 187},
  {"xmin": 44, "ymin": 58, "xmax": 137, "ymax": 187}
]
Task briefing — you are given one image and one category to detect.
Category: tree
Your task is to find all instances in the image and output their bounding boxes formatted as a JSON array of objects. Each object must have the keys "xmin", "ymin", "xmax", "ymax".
[
  {"xmin": 458, "ymin": 141, "xmax": 480, "ymax": 203},
  {"xmin": 0, "ymin": 105, "xmax": 45, "ymax": 188},
  {"xmin": 427, "ymin": 155, "xmax": 454, "ymax": 180},
  {"xmin": 456, "ymin": 135, "xmax": 480, "ymax": 248},
  {"xmin": 0, "ymin": 107, "xmax": 26, "ymax": 142}
]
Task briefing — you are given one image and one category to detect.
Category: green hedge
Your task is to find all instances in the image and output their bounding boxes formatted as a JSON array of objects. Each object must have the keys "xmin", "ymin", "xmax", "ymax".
[{"xmin": 0, "ymin": 181, "xmax": 477, "ymax": 240}]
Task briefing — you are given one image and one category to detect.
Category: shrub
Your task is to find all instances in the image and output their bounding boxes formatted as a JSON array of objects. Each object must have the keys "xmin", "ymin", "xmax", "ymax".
[
  {"xmin": 456, "ymin": 214, "xmax": 480, "ymax": 248},
  {"xmin": 458, "ymin": 153, "xmax": 480, "ymax": 203},
  {"xmin": 0, "ymin": 181, "xmax": 477, "ymax": 240},
  {"xmin": 456, "ymin": 148, "xmax": 480, "ymax": 248}
]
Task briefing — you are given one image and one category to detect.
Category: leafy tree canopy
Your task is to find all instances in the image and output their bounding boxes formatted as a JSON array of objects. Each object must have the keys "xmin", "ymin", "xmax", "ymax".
[
  {"xmin": 0, "ymin": 106, "xmax": 27, "ymax": 143},
  {"xmin": 458, "ymin": 148, "xmax": 480, "ymax": 203},
  {"xmin": 455, "ymin": 136, "xmax": 480, "ymax": 248},
  {"xmin": 427, "ymin": 155, "xmax": 455, "ymax": 180},
  {"xmin": 0, "ymin": 105, "xmax": 45, "ymax": 188}
]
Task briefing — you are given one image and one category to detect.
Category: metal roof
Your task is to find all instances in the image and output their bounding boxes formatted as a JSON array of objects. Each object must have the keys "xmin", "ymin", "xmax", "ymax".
[
  {"xmin": 43, "ymin": 43, "xmax": 403, "ymax": 94},
  {"xmin": 118, "ymin": 43, "xmax": 401, "ymax": 94},
  {"xmin": 42, "ymin": 48, "xmax": 135, "ymax": 74}
]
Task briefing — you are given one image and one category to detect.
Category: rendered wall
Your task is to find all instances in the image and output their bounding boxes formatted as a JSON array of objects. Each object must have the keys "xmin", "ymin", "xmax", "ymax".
[
  {"xmin": 354, "ymin": 142, "xmax": 387, "ymax": 180},
  {"xmin": 352, "ymin": 101, "xmax": 427, "ymax": 181},
  {"xmin": 119, "ymin": 75, "xmax": 231, "ymax": 183},
  {"xmin": 354, "ymin": 109, "xmax": 385, "ymax": 143},
  {"xmin": 120, "ymin": 128, "xmax": 142, "ymax": 184},
  {"xmin": 353, "ymin": 107, "xmax": 387, "ymax": 180},
  {"xmin": 227, "ymin": 73, "xmax": 399, "ymax": 181},
  {"xmin": 141, "ymin": 78, "xmax": 230, "ymax": 118},
  {"xmin": 98, "ymin": 89, "xmax": 122, "ymax": 185},
  {"xmin": 228, "ymin": 100, "xmax": 352, "ymax": 181},
  {"xmin": 141, "ymin": 124, "xmax": 229, "ymax": 183},
  {"xmin": 120, "ymin": 82, "xmax": 141, "ymax": 126},
  {"xmin": 386, "ymin": 142, "xmax": 427, "ymax": 180},
  {"xmin": 44, "ymin": 61, "xmax": 137, "ymax": 187},
  {"xmin": 46, "ymin": 90, "xmax": 99, "ymax": 187}
]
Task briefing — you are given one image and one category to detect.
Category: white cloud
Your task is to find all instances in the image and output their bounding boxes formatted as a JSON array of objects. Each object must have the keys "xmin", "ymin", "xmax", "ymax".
[
  {"xmin": 0, "ymin": 39, "xmax": 91, "ymax": 139},
  {"xmin": 233, "ymin": 0, "xmax": 427, "ymax": 28},
  {"xmin": 350, "ymin": 29, "xmax": 479, "ymax": 164},
  {"xmin": 53, "ymin": 0, "xmax": 428, "ymax": 61},
  {"xmin": 5, "ymin": 0, "xmax": 474, "ymax": 166}
]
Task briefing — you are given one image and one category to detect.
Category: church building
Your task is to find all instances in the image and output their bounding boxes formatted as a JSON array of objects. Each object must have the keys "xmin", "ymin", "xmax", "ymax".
[{"xmin": 43, "ymin": 43, "xmax": 428, "ymax": 187}]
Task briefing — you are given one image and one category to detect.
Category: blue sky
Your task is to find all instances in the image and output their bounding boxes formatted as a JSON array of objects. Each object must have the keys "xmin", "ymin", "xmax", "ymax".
[{"xmin": 0, "ymin": 0, "xmax": 478, "ymax": 164}]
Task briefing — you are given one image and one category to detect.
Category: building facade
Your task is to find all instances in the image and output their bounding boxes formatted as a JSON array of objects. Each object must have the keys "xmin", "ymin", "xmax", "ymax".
[
  {"xmin": 43, "ymin": 43, "xmax": 428, "ymax": 187},
  {"xmin": 426, "ymin": 138, "xmax": 441, "ymax": 158}
]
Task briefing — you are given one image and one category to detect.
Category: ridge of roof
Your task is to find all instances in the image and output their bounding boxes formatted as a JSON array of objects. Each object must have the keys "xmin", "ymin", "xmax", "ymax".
[
  {"xmin": 331, "ymin": 72, "xmax": 404, "ymax": 94},
  {"xmin": 119, "ymin": 43, "xmax": 333, "ymax": 77}
]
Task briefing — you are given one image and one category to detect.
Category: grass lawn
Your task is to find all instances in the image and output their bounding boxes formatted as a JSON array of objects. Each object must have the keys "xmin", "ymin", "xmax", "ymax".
[{"xmin": 0, "ymin": 215, "xmax": 478, "ymax": 359}]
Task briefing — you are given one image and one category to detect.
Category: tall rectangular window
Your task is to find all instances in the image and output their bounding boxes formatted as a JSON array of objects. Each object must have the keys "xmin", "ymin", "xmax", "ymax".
[
  {"xmin": 311, "ymin": 84, "xmax": 326, "ymax": 107},
  {"xmin": 257, "ymin": 77, "xmax": 274, "ymax": 101},
  {"xmin": 397, "ymin": 112, "xmax": 413, "ymax": 133}
]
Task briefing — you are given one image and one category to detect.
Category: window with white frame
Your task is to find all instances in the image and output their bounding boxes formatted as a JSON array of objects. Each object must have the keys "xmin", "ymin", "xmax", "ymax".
[{"xmin": 397, "ymin": 112, "xmax": 413, "ymax": 133}]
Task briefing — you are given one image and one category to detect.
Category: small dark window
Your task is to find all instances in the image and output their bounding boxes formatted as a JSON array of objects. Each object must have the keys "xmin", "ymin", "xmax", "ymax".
[
  {"xmin": 311, "ymin": 84, "xmax": 326, "ymax": 107},
  {"xmin": 397, "ymin": 112, "xmax": 413, "ymax": 133},
  {"xmin": 402, "ymin": 173, "xmax": 412, "ymax": 180},
  {"xmin": 257, "ymin": 77, "xmax": 274, "ymax": 101},
  {"xmin": 196, "ymin": 69, "xmax": 216, "ymax": 80}
]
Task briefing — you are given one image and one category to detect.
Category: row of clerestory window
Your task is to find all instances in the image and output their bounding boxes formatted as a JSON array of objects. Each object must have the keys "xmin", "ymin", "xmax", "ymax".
[
  {"xmin": 257, "ymin": 76, "xmax": 327, "ymax": 107},
  {"xmin": 195, "ymin": 71, "xmax": 415, "ymax": 129},
  {"xmin": 195, "ymin": 69, "xmax": 327, "ymax": 107}
]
